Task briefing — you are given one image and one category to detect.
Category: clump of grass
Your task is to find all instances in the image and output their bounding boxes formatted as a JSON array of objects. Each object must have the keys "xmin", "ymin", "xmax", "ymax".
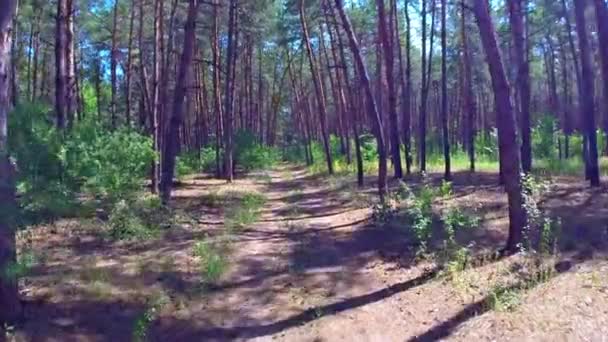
[
  {"xmin": 193, "ymin": 239, "xmax": 229, "ymax": 285},
  {"xmin": 485, "ymin": 262, "xmax": 556, "ymax": 312},
  {"xmin": 224, "ymin": 192, "xmax": 266, "ymax": 231}
]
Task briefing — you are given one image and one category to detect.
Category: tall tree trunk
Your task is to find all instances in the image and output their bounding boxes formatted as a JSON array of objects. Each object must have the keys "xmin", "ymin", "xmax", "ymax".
[
  {"xmin": 399, "ymin": 0, "xmax": 413, "ymax": 175},
  {"xmin": 9, "ymin": 10, "xmax": 18, "ymax": 107},
  {"xmin": 419, "ymin": 0, "xmax": 436, "ymax": 173},
  {"xmin": 594, "ymin": 0, "xmax": 608, "ymax": 155},
  {"xmin": 300, "ymin": 0, "xmax": 334, "ymax": 175},
  {"xmin": 125, "ymin": 0, "xmax": 137, "ymax": 128},
  {"xmin": 160, "ymin": 0, "xmax": 200, "ymax": 203},
  {"xmin": 26, "ymin": 12, "xmax": 35, "ymax": 100},
  {"xmin": 31, "ymin": 6, "xmax": 41, "ymax": 102},
  {"xmin": 55, "ymin": 0, "xmax": 67, "ymax": 129},
  {"xmin": 212, "ymin": 0, "xmax": 223, "ymax": 178},
  {"xmin": 224, "ymin": 0, "xmax": 237, "ymax": 182},
  {"xmin": 66, "ymin": 0, "xmax": 76, "ymax": 128},
  {"xmin": 376, "ymin": 0, "xmax": 403, "ymax": 179},
  {"xmin": 472, "ymin": 0, "xmax": 528, "ymax": 253},
  {"xmin": 508, "ymin": 0, "xmax": 532, "ymax": 173},
  {"xmin": 558, "ymin": 35, "xmax": 571, "ymax": 159},
  {"xmin": 0, "ymin": 0, "xmax": 22, "ymax": 325},
  {"xmin": 462, "ymin": 0, "xmax": 476, "ymax": 171},
  {"xmin": 441, "ymin": 0, "xmax": 450, "ymax": 180},
  {"xmin": 574, "ymin": 0, "xmax": 600, "ymax": 186},
  {"xmin": 151, "ymin": 0, "xmax": 163, "ymax": 193},
  {"xmin": 334, "ymin": 0, "xmax": 387, "ymax": 202},
  {"xmin": 110, "ymin": 0, "xmax": 119, "ymax": 129}
]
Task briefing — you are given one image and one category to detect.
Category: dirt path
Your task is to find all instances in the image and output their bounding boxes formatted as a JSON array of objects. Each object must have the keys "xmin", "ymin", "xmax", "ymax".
[
  {"xmin": 15, "ymin": 164, "xmax": 608, "ymax": 341},
  {"xmin": 156, "ymin": 165, "xmax": 417, "ymax": 341}
]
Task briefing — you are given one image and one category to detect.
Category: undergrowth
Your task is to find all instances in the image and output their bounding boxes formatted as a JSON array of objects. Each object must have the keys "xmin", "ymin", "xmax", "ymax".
[{"xmin": 107, "ymin": 195, "xmax": 173, "ymax": 241}]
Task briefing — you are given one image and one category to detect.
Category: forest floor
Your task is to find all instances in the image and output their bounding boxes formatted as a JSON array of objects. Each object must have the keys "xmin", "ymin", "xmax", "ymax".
[{"xmin": 12, "ymin": 164, "xmax": 608, "ymax": 341}]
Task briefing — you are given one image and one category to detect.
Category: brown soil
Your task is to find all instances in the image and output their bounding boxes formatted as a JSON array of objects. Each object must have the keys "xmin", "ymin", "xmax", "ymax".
[{"xmin": 12, "ymin": 165, "xmax": 608, "ymax": 341}]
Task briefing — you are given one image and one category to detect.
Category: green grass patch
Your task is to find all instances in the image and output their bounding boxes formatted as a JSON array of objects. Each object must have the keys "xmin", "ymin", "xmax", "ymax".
[
  {"xmin": 224, "ymin": 192, "xmax": 267, "ymax": 231},
  {"xmin": 193, "ymin": 239, "xmax": 229, "ymax": 285}
]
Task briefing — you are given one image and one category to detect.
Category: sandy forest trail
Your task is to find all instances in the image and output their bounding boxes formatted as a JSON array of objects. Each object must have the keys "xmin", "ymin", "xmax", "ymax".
[{"xmin": 15, "ymin": 164, "xmax": 608, "ymax": 341}]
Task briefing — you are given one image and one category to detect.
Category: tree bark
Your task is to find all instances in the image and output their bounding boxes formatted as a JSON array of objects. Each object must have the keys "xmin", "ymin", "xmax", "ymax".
[
  {"xmin": 574, "ymin": 0, "xmax": 600, "ymax": 186},
  {"xmin": 376, "ymin": 0, "xmax": 403, "ymax": 179},
  {"xmin": 462, "ymin": 0, "xmax": 476, "ymax": 171},
  {"xmin": 66, "ymin": 0, "xmax": 76, "ymax": 128},
  {"xmin": 110, "ymin": 0, "xmax": 119, "ymax": 129},
  {"xmin": 441, "ymin": 0, "xmax": 450, "ymax": 180},
  {"xmin": 151, "ymin": 0, "xmax": 163, "ymax": 193},
  {"xmin": 508, "ymin": 0, "xmax": 532, "ymax": 173},
  {"xmin": 160, "ymin": 0, "xmax": 200, "ymax": 203},
  {"xmin": 224, "ymin": 0, "xmax": 237, "ymax": 182},
  {"xmin": 472, "ymin": 0, "xmax": 528, "ymax": 253},
  {"xmin": 55, "ymin": 0, "xmax": 67, "ymax": 129},
  {"xmin": 211, "ymin": 0, "xmax": 223, "ymax": 178},
  {"xmin": 594, "ymin": 0, "xmax": 608, "ymax": 155},
  {"xmin": 399, "ymin": 0, "xmax": 413, "ymax": 175},
  {"xmin": 125, "ymin": 0, "xmax": 137, "ymax": 128},
  {"xmin": 0, "ymin": 0, "xmax": 22, "ymax": 325}
]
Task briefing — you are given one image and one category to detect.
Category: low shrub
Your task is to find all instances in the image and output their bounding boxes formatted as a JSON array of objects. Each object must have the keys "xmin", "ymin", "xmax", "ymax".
[
  {"xmin": 234, "ymin": 130, "xmax": 280, "ymax": 171},
  {"xmin": 107, "ymin": 196, "xmax": 171, "ymax": 240}
]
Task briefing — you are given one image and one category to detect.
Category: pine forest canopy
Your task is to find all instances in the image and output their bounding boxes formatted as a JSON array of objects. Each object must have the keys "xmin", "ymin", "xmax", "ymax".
[{"xmin": 1, "ymin": 0, "xmax": 608, "ymax": 333}]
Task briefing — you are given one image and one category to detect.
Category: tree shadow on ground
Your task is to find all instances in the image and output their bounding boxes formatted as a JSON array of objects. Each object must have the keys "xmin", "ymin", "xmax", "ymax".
[
  {"xmin": 151, "ymin": 268, "xmax": 439, "ymax": 340},
  {"xmin": 406, "ymin": 260, "xmax": 574, "ymax": 342}
]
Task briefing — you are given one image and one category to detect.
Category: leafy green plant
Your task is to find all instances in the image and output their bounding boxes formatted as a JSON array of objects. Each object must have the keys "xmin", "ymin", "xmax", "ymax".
[
  {"xmin": 485, "ymin": 284, "xmax": 521, "ymax": 312},
  {"xmin": 407, "ymin": 185, "xmax": 437, "ymax": 252},
  {"xmin": 443, "ymin": 207, "xmax": 480, "ymax": 242},
  {"xmin": 439, "ymin": 180, "xmax": 453, "ymax": 198},
  {"xmin": 540, "ymin": 217, "xmax": 561, "ymax": 256}
]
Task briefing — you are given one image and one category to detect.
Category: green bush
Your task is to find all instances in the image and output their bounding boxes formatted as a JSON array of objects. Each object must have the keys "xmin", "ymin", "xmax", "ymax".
[
  {"xmin": 65, "ymin": 120, "xmax": 155, "ymax": 202},
  {"xmin": 107, "ymin": 196, "xmax": 170, "ymax": 240},
  {"xmin": 234, "ymin": 130, "xmax": 280, "ymax": 171},
  {"xmin": 7, "ymin": 103, "xmax": 155, "ymax": 225}
]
